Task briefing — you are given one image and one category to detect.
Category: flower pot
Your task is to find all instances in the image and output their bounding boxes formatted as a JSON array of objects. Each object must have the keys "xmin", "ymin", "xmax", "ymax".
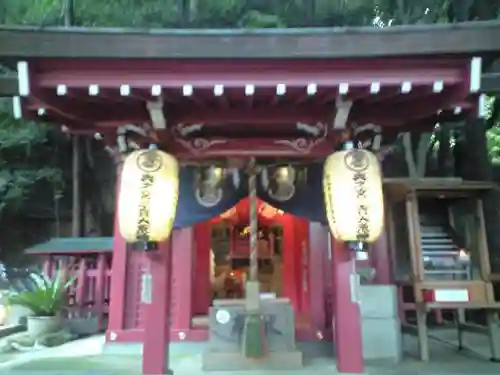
[
  {"xmin": 7, "ymin": 305, "xmax": 33, "ymax": 325},
  {"xmin": 64, "ymin": 316, "xmax": 99, "ymax": 336},
  {"xmin": 26, "ymin": 316, "xmax": 59, "ymax": 337}
]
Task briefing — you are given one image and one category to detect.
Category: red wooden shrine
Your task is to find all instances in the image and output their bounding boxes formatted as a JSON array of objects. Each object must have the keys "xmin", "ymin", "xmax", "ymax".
[{"xmin": 3, "ymin": 23, "xmax": 493, "ymax": 375}]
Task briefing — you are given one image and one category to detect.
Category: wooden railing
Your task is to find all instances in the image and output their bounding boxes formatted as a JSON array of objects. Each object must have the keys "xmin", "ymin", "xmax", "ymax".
[{"xmin": 44, "ymin": 253, "xmax": 112, "ymax": 332}]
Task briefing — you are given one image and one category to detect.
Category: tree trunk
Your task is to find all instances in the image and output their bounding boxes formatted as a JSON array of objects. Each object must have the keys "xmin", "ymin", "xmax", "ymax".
[
  {"xmin": 179, "ymin": 0, "xmax": 190, "ymax": 26},
  {"xmin": 304, "ymin": 0, "xmax": 316, "ymax": 25},
  {"xmin": 63, "ymin": 0, "xmax": 74, "ymax": 26},
  {"xmin": 437, "ymin": 124, "xmax": 453, "ymax": 176},
  {"xmin": 416, "ymin": 133, "xmax": 432, "ymax": 177},
  {"xmin": 402, "ymin": 133, "xmax": 417, "ymax": 177},
  {"xmin": 462, "ymin": 118, "xmax": 500, "ymax": 272}
]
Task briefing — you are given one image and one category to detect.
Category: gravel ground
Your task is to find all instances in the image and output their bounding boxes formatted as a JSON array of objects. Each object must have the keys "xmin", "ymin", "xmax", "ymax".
[{"xmin": 1, "ymin": 330, "xmax": 500, "ymax": 375}]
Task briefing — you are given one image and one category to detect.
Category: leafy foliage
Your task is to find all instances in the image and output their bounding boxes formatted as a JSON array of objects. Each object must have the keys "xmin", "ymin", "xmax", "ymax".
[
  {"xmin": 0, "ymin": 98, "xmax": 67, "ymax": 267},
  {"xmin": 2, "ymin": 0, "xmax": 497, "ymax": 28},
  {"xmin": 486, "ymin": 97, "xmax": 500, "ymax": 164},
  {"xmin": 6, "ymin": 269, "xmax": 75, "ymax": 316},
  {"xmin": 0, "ymin": 100, "xmax": 64, "ymax": 216}
]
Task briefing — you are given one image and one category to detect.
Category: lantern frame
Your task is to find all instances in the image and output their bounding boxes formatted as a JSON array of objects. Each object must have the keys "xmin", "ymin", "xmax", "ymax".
[
  {"xmin": 118, "ymin": 148, "xmax": 180, "ymax": 250},
  {"xmin": 323, "ymin": 145, "xmax": 384, "ymax": 246}
]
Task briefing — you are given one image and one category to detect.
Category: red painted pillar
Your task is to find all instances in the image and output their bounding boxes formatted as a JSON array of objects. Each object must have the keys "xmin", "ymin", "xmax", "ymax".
[
  {"xmin": 59, "ymin": 259, "xmax": 69, "ymax": 284},
  {"xmin": 107, "ymin": 167, "xmax": 128, "ymax": 341},
  {"xmin": 95, "ymin": 253, "xmax": 107, "ymax": 331},
  {"xmin": 43, "ymin": 256, "xmax": 52, "ymax": 277},
  {"xmin": 372, "ymin": 231, "xmax": 393, "ymax": 285},
  {"xmin": 142, "ymin": 239, "xmax": 173, "ymax": 375},
  {"xmin": 294, "ymin": 220, "xmax": 303, "ymax": 312},
  {"xmin": 297, "ymin": 219, "xmax": 311, "ymax": 317},
  {"xmin": 308, "ymin": 223, "xmax": 327, "ymax": 334},
  {"xmin": 332, "ymin": 238, "xmax": 364, "ymax": 374},
  {"xmin": 170, "ymin": 228, "xmax": 194, "ymax": 339},
  {"xmin": 193, "ymin": 222, "xmax": 211, "ymax": 316},
  {"xmin": 282, "ymin": 214, "xmax": 298, "ymax": 311}
]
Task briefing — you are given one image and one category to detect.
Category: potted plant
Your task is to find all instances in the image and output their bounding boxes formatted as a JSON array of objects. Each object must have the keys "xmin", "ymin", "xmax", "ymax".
[
  {"xmin": 64, "ymin": 305, "xmax": 101, "ymax": 336},
  {"xmin": 7, "ymin": 269, "xmax": 75, "ymax": 337}
]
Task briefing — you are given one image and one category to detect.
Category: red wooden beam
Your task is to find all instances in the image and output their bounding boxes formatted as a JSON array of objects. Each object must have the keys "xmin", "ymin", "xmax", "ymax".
[
  {"xmin": 162, "ymin": 115, "xmax": 445, "ymax": 159},
  {"xmin": 351, "ymin": 88, "xmax": 472, "ymax": 126},
  {"xmin": 166, "ymin": 136, "xmax": 335, "ymax": 158},
  {"xmin": 26, "ymin": 93, "xmax": 148, "ymax": 123},
  {"xmin": 59, "ymin": 116, "xmax": 442, "ymax": 161},
  {"xmin": 175, "ymin": 89, "xmax": 470, "ymax": 127},
  {"xmin": 32, "ymin": 58, "xmax": 467, "ymax": 89},
  {"xmin": 173, "ymin": 106, "xmax": 332, "ymax": 126}
]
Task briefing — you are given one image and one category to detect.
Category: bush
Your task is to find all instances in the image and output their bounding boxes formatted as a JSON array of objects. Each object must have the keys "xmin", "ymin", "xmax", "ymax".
[{"xmin": 6, "ymin": 269, "xmax": 76, "ymax": 317}]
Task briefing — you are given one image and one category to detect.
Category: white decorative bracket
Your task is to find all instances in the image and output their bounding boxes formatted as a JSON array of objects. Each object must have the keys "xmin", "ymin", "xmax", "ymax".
[
  {"xmin": 478, "ymin": 94, "xmax": 487, "ymax": 118},
  {"xmin": 296, "ymin": 122, "xmax": 323, "ymax": 136},
  {"xmin": 176, "ymin": 123, "xmax": 204, "ymax": 136},
  {"xmin": 333, "ymin": 97, "xmax": 353, "ymax": 129},
  {"xmin": 469, "ymin": 57, "xmax": 482, "ymax": 93},
  {"xmin": 12, "ymin": 96, "xmax": 22, "ymax": 119},
  {"xmin": 147, "ymin": 100, "xmax": 166, "ymax": 129},
  {"xmin": 17, "ymin": 61, "xmax": 30, "ymax": 96}
]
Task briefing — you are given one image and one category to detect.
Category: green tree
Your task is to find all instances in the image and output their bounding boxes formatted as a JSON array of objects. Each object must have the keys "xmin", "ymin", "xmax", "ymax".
[{"xmin": 0, "ymin": 100, "xmax": 66, "ymax": 265}]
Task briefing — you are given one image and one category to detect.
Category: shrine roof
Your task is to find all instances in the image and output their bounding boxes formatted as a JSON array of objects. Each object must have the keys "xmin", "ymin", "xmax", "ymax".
[
  {"xmin": 0, "ymin": 20, "xmax": 499, "ymax": 60},
  {"xmin": 25, "ymin": 237, "xmax": 113, "ymax": 255}
]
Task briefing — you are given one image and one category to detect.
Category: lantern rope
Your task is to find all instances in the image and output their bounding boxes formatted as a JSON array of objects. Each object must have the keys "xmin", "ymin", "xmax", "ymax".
[{"xmin": 248, "ymin": 157, "xmax": 258, "ymax": 282}]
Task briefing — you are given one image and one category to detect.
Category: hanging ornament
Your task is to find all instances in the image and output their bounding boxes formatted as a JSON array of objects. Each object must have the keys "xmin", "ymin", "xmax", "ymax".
[
  {"xmin": 323, "ymin": 145, "xmax": 384, "ymax": 245},
  {"xmin": 118, "ymin": 147, "xmax": 179, "ymax": 246}
]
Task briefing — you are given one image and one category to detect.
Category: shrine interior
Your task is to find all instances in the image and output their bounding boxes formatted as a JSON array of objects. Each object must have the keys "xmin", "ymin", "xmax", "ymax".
[{"xmin": 191, "ymin": 198, "xmax": 313, "ymax": 333}]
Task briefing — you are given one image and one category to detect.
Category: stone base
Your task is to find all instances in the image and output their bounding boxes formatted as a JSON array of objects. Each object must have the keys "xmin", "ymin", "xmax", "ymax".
[
  {"xmin": 362, "ymin": 318, "xmax": 402, "ymax": 363},
  {"xmin": 359, "ymin": 285, "xmax": 402, "ymax": 363},
  {"xmin": 202, "ymin": 350, "xmax": 303, "ymax": 371}
]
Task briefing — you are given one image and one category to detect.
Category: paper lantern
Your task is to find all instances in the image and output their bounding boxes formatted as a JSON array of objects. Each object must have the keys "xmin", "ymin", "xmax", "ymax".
[
  {"xmin": 118, "ymin": 148, "xmax": 179, "ymax": 243},
  {"xmin": 323, "ymin": 148, "xmax": 384, "ymax": 243}
]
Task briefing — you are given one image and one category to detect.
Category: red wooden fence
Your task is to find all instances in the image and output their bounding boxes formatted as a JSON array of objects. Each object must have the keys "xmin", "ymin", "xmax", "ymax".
[{"xmin": 44, "ymin": 253, "xmax": 112, "ymax": 331}]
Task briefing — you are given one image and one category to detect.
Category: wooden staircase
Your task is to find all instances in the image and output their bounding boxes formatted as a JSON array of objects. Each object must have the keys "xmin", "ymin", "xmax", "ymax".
[{"xmin": 419, "ymin": 212, "xmax": 471, "ymax": 281}]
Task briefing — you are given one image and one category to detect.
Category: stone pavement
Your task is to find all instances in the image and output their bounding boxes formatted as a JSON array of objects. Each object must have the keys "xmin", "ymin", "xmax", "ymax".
[{"xmin": 2, "ymin": 330, "xmax": 500, "ymax": 375}]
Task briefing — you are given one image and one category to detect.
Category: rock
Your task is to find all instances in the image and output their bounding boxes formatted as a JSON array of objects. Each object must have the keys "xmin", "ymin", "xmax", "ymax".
[
  {"xmin": 0, "ymin": 340, "xmax": 14, "ymax": 353},
  {"xmin": 36, "ymin": 329, "xmax": 76, "ymax": 347},
  {"xmin": 8, "ymin": 333, "xmax": 36, "ymax": 352},
  {"xmin": 8, "ymin": 333, "xmax": 35, "ymax": 347}
]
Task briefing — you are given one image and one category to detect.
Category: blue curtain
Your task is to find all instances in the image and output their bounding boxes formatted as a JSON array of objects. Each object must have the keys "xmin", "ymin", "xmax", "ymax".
[
  {"xmin": 257, "ymin": 164, "xmax": 326, "ymax": 223},
  {"xmin": 173, "ymin": 164, "xmax": 327, "ymax": 228},
  {"xmin": 173, "ymin": 167, "xmax": 248, "ymax": 228}
]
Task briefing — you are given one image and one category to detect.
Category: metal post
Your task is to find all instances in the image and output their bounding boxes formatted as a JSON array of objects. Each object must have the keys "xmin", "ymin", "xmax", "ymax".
[
  {"xmin": 65, "ymin": 0, "xmax": 83, "ymax": 238},
  {"xmin": 71, "ymin": 135, "xmax": 83, "ymax": 236},
  {"xmin": 242, "ymin": 157, "xmax": 265, "ymax": 358},
  {"xmin": 248, "ymin": 157, "xmax": 258, "ymax": 282}
]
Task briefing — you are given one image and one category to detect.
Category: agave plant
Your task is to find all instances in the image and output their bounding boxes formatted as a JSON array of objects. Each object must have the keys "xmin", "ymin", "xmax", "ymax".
[{"xmin": 7, "ymin": 269, "xmax": 76, "ymax": 317}]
